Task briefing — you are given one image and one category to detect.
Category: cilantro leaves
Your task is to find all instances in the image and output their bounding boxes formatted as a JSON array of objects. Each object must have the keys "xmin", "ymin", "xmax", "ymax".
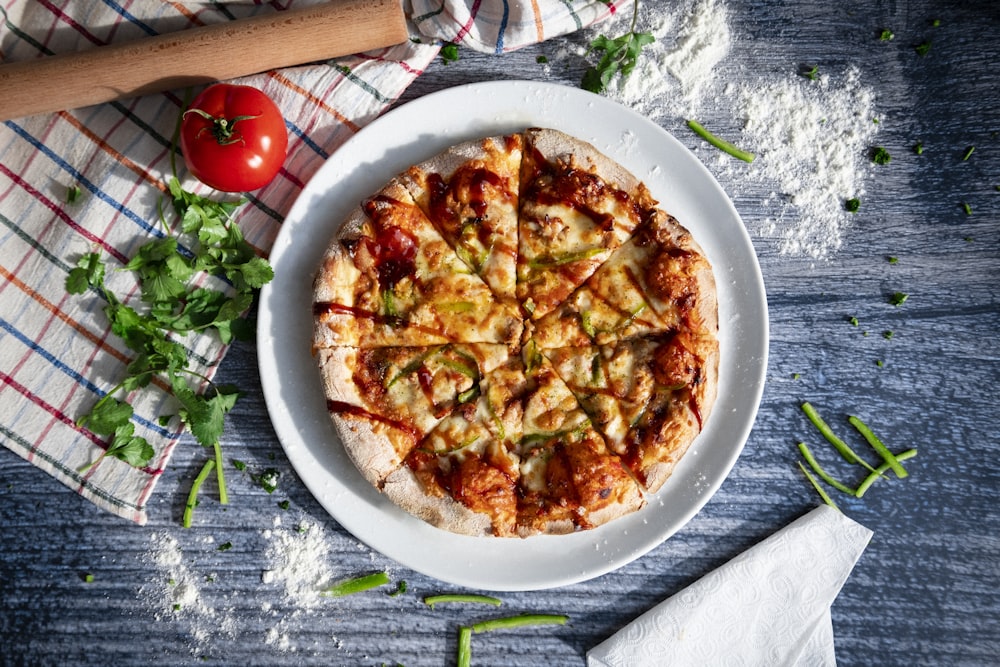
[
  {"xmin": 69, "ymin": 178, "xmax": 272, "ymax": 489},
  {"xmin": 581, "ymin": 1, "xmax": 655, "ymax": 94}
]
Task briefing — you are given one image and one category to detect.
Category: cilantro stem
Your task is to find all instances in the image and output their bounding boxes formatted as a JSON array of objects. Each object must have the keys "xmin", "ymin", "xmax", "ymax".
[
  {"xmin": 855, "ymin": 449, "xmax": 918, "ymax": 497},
  {"xmin": 457, "ymin": 626, "xmax": 472, "ymax": 667},
  {"xmin": 213, "ymin": 441, "xmax": 228, "ymax": 505},
  {"xmin": 797, "ymin": 461, "xmax": 839, "ymax": 510},
  {"xmin": 848, "ymin": 415, "xmax": 908, "ymax": 478},
  {"xmin": 797, "ymin": 442, "xmax": 857, "ymax": 495},
  {"xmin": 800, "ymin": 402, "xmax": 878, "ymax": 473},
  {"xmin": 686, "ymin": 120, "xmax": 756, "ymax": 163},
  {"xmin": 423, "ymin": 594, "xmax": 503, "ymax": 610},
  {"xmin": 77, "ymin": 451, "xmax": 107, "ymax": 475},
  {"xmin": 183, "ymin": 458, "xmax": 216, "ymax": 528},
  {"xmin": 79, "ymin": 379, "xmax": 130, "ymax": 427},
  {"xmin": 322, "ymin": 572, "xmax": 390, "ymax": 597},
  {"xmin": 471, "ymin": 614, "xmax": 569, "ymax": 633}
]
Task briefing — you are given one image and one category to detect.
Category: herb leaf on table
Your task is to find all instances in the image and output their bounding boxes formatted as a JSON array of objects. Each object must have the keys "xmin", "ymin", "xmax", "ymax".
[
  {"xmin": 581, "ymin": 1, "xmax": 655, "ymax": 94},
  {"xmin": 67, "ymin": 177, "xmax": 272, "ymax": 503}
]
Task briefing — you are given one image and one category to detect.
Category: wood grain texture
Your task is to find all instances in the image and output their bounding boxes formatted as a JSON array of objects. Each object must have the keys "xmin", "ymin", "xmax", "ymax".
[{"xmin": 1, "ymin": 0, "xmax": 998, "ymax": 665}]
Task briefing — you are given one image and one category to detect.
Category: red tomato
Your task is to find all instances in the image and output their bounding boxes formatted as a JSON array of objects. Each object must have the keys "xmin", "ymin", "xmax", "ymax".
[{"xmin": 179, "ymin": 83, "xmax": 288, "ymax": 192}]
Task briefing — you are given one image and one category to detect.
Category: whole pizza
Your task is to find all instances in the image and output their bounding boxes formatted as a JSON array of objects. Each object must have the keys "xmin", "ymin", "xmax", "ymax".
[{"xmin": 312, "ymin": 128, "xmax": 719, "ymax": 538}]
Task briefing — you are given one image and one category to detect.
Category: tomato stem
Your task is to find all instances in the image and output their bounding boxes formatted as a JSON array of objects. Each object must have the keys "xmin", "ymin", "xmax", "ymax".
[{"xmin": 183, "ymin": 108, "xmax": 259, "ymax": 146}]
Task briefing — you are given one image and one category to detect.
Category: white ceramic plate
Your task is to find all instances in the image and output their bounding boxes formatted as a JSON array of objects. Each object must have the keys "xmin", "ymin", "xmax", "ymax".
[{"xmin": 258, "ymin": 81, "xmax": 768, "ymax": 592}]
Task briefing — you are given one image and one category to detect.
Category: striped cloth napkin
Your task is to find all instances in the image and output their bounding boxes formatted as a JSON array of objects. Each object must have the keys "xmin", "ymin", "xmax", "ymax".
[{"xmin": 0, "ymin": 0, "xmax": 625, "ymax": 523}]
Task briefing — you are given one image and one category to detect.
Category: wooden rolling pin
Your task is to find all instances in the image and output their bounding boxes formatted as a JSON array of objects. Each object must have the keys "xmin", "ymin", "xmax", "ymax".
[{"xmin": 0, "ymin": 0, "xmax": 408, "ymax": 121}]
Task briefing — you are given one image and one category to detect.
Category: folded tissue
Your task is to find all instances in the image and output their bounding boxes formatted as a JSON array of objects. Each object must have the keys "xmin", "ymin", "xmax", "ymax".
[{"xmin": 588, "ymin": 505, "xmax": 873, "ymax": 666}]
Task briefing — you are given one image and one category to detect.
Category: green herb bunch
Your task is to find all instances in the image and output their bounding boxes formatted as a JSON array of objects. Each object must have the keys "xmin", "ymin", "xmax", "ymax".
[
  {"xmin": 581, "ymin": 0, "xmax": 655, "ymax": 94},
  {"xmin": 67, "ymin": 177, "xmax": 273, "ymax": 510}
]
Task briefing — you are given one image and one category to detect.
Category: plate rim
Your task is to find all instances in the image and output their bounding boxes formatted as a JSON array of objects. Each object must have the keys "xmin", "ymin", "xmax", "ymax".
[{"xmin": 257, "ymin": 79, "xmax": 769, "ymax": 591}]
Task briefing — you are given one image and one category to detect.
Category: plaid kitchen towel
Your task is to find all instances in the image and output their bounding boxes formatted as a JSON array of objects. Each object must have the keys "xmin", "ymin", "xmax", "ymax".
[{"xmin": 0, "ymin": 0, "xmax": 627, "ymax": 523}]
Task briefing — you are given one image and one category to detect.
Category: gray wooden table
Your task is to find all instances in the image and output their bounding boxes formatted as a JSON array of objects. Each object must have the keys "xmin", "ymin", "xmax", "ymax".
[{"xmin": 2, "ymin": 1, "xmax": 998, "ymax": 664}]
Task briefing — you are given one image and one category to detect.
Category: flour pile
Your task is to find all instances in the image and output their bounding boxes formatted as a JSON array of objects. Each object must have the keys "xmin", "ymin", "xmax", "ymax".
[
  {"xmin": 738, "ymin": 67, "xmax": 878, "ymax": 257},
  {"xmin": 602, "ymin": 0, "xmax": 879, "ymax": 258}
]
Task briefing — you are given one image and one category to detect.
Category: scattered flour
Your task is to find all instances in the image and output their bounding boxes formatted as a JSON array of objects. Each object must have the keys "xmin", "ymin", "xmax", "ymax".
[
  {"xmin": 260, "ymin": 517, "xmax": 335, "ymax": 609},
  {"xmin": 660, "ymin": 0, "xmax": 731, "ymax": 112},
  {"xmin": 602, "ymin": 0, "xmax": 878, "ymax": 258},
  {"xmin": 738, "ymin": 67, "xmax": 878, "ymax": 257},
  {"xmin": 141, "ymin": 532, "xmax": 238, "ymax": 653},
  {"xmin": 608, "ymin": 0, "xmax": 731, "ymax": 119},
  {"xmin": 139, "ymin": 516, "xmax": 361, "ymax": 658}
]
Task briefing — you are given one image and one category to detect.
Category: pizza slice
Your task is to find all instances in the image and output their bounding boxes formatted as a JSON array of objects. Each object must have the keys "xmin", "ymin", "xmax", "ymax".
[
  {"xmin": 318, "ymin": 343, "xmax": 512, "ymax": 487},
  {"xmin": 515, "ymin": 347, "xmax": 645, "ymax": 535},
  {"xmin": 399, "ymin": 134, "xmax": 522, "ymax": 306},
  {"xmin": 313, "ymin": 180, "xmax": 522, "ymax": 349},
  {"xmin": 541, "ymin": 330, "xmax": 718, "ymax": 482},
  {"xmin": 384, "ymin": 360, "xmax": 527, "ymax": 537},
  {"xmin": 544, "ymin": 331, "xmax": 719, "ymax": 494},
  {"xmin": 516, "ymin": 127, "xmax": 660, "ymax": 320},
  {"xmin": 531, "ymin": 210, "xmax": 718, "ymax": 348}
]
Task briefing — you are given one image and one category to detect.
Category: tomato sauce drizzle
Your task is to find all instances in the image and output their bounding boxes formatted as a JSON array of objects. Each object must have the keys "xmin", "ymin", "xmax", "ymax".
[{"xmin": 326, "ymin": 399, "xmax": 419, "ymax": 443}]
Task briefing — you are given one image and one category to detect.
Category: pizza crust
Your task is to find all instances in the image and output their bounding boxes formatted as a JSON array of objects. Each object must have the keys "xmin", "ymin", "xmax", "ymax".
[{"xmin": 382, "ymin": 466, "xmax": 495, "ymax": 537}]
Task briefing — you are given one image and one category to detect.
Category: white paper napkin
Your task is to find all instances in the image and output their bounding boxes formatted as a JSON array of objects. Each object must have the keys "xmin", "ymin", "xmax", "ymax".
[{"xmin": 588, "ymin": 505, "xmax": 873, "ymax": 667}]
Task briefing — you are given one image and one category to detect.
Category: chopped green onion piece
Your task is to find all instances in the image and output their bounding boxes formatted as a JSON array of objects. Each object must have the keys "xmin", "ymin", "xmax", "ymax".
[
  {"xmin": 581, "ymin": 310, "xmax": 597, "ymax": 339},
  {"xmin": 871, "ymin": 146, "xmax": 892, "ymax": 165},
  {"xmin": 83, "ymin": 572, "xmax": 95, "ymax": 583},
  {"xmin": 528, "ymin": 247, "xmax": 604, "ymax": 269},
  {"xmin": 67, "ymin": 185, "xmax": 83, "ymax": 204},
  {"xmin": 213, "ymin": 441, "xmax": 228, "ymax": 505},
  {"xmin": 883, "ymin": 330, "xmax": 894, "ymax": 340},
  {"xmin": 471, "ymin": 614, "xmax": 568, "ymax": 633},
  {"xmin": 798, "ymin": 462, "xmax": 839, "ymax": 510},
  {"xmin": 615, "ymin": 302, "xmax": 647, "ymax": 331},
  {"xmin": 441, "ymin": 43, "xmax": 460, "ymax": 63},
  {"xmin": 879, "ymin": 28, "xmax": 894, "ymax": 41},
  {"xmin": 800, "ymin": 64, "xmax": 819, "ymax": 81},
  {"xmin": 383, "ymin": 287, "xmax": 398, "ymax": 319},
  {"xmin": 457, "ymin": 626, "xmax": 472, "ymax": 667},
  {"xmin": 183, "ymin": 459, "xmax": 216, "ymax": 528},
  {"xmin": 439, "ymin": 301, "xmax": 475, "ymax": 313},
  {"xmin": 440, "ymin": 356, "xmax": 479, "ymax": 379},
  {"xmin": 845, "ymin": 198, "xmax": 861, "ymax": 213},
  {"xmin": 800, "ymin": 402, "xmax": 878, "ymax": 473},
  {"xmin": 423, "ymin": 594, "xmax": 503, "ymax": 609},
  {"xmin": 889, "ymin": 292, "xmax": 909, "ymax": 306},
  {"xmin": 913, "ymin": 142, "xmax": 924, "ymax": 155},
  {"xmin": 217, "ymin": 541, "xmax": 233, "ymax": 552},
  {"xmin": 389, "ymin": 580, "xmax": 407, "ymax": 597},
  {"xmin": 686, "ymin": 119, "xmax": 755, "ymax": 163},
  {"xmin": 856, "ymin": 449, "xmax": 918, "ymax": 497},
  {"xmin": 457, "ymin": 387, "xmax": 480, "ymax": 404},
  {"xmin": 961, "ymin": 202, "xmax": 972, "ymax": 215},
  {"xmin": 322, "ymin": 572, "xmax": 390, "ymax": 597},
  {"xmin": 387, "ymin": 348, "xmax": 440, "ymax": 387},
  {"xmin": 797, "ymin": 442, "xmax": 857, "ymax": 495},
  {"xmin": 848, "ymin": 415, "xmax": 908, "ymax": 478},
  {"xmin": 888, "ymin": 256, "xmax": 899, "ymax": 264},
  {"xmin": 849, "ymin": 316, "xmax": 859, "ymax": 326},
  {"xmin": 915, "ymin": 41, "xmax": 931, "ymax": 56},
  {"xmin": 962, "ymin": 146, "xmax": 975, "ymax": 161}
]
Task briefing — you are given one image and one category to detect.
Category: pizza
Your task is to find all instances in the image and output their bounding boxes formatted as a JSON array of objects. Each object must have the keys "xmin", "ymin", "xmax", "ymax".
[{"xmin": 312, "ymin": 127, "xmax": 719, "ymax": 538}]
